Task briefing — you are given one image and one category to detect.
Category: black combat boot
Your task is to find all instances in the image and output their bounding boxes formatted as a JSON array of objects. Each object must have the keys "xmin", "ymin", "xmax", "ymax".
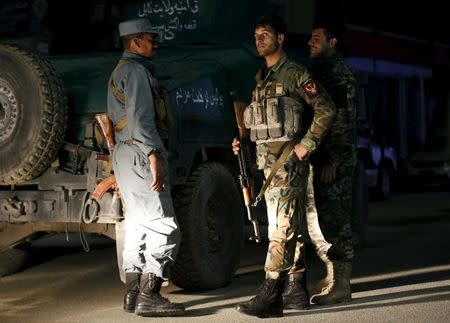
[
  {"xmin": 282, "ymin": 272, "xmax": 310, "ymax": 310},
  {"xmin": 234, "ymin": 277, "xmax": 285, "ymax": 318},
  {"xmin": 134, "ymin": 273, "xmax": 185, "ymax": 317},
  {"xmin": 310, "ymin": 261, "xmax": 352, "ymax": 305},
  {"xmin": 123, "ymin": 272, "xmax": 141, "ymax": 313}
]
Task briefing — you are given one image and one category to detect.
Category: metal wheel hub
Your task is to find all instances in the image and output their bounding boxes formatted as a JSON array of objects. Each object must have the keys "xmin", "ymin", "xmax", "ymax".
[{"xmin": 0, "ymin": 78, "xmax": 19, "ymax": 144}]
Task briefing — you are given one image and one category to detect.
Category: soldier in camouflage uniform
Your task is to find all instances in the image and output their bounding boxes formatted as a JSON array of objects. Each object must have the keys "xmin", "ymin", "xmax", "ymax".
[
  {"xmin": 306, "ymin": 21, "xmax": 358, "ymax": 305},
  {"xmin": 232, "ymin": 15, "xmax": 336, "ymax": 318}
]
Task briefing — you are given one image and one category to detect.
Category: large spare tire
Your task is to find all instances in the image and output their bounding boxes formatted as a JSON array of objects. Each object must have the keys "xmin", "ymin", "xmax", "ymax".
[{"xmin": 0, "ymin": 44, "xmax": 67, "ymax": 185}]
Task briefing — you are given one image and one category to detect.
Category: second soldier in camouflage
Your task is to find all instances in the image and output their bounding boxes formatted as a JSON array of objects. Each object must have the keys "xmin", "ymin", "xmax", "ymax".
[{"xmin": 307, "ymin": 20, "xmax": 358, "ymax": 305}]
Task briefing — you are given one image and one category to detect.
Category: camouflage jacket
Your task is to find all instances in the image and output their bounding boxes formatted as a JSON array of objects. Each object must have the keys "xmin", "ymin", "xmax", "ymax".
[
  {"xmin": 309, "ymin": 54, "xmax": 358, "ymax": 168},
  {"xmin": 252, "ymin": 54, "xmax": 336, "ymax": 153}
]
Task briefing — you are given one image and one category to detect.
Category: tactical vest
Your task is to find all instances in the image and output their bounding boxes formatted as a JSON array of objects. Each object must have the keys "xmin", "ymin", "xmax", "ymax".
[
  {"xmin": 244, "ymin": 60, "xmax": 304, "ymax": 144},
  {"xmin": 109, "ymin": 59, "xmax": 174, "ymax": 135}
]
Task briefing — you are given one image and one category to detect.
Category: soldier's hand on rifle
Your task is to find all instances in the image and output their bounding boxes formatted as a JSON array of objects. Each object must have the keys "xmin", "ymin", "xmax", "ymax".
[
  {"xmin": 148, "ymin": 152, "xmax": 165, "ymax": 191},
  {"xmin": 294, "ymin": 143, "xmax": 310, "ymax": 160},
  {"xmin": 320, "ymin": 164, "xmax": 336, "ymax": 183},
  {"xmin": 232, "ymin": 137, "xmax": 240, "ymax": 156}
]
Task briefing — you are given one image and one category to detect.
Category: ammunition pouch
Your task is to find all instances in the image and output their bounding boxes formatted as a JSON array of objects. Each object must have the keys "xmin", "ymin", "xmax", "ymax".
[
  {"xmin": 244, "ymin": 61, "xmax": 304, "ymax": 144},
  {"xmin": 244, "ymin": 95, "xmax": 303, "ymax": 144},
  {"xmin": 153, "ymin": 85, "xmax": 175, "ymax": 132}
]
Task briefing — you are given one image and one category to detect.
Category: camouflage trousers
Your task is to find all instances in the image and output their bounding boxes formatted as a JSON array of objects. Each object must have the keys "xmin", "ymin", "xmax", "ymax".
[
  {"xmin": 257, "ymin": 142, "xmax": 309, "ymax": 279},
  {"xmin": 311, "ymin": 164, "xmax": 355, "ymax": 262},
  {"xmin": 305, "ymin": 164, "xmax": 331, "ymax": 263}
]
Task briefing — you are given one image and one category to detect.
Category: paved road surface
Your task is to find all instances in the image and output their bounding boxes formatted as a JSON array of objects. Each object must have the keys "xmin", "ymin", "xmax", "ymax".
[{"xmin": 1, "ymin": 191, "xmax": 449, "ymax": 322}]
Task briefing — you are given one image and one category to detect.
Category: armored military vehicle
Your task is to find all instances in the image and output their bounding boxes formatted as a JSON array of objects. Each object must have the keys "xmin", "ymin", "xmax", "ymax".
[
  {"xmin": 0, "ymin": 0, "xmax": 284, "ymax": 290},
  {"xmin": 0, "ymin": 0, "xmax": 373, "ymax": 289}
]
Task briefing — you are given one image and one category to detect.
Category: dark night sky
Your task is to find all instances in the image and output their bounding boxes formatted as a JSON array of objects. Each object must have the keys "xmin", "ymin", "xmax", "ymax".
[
  {"xmin": 0, "ymin": 0, "xmax": 448, "ymax": 50},
  {"xmin": 320, "ymin": 0, "xmax": 449, "ymax": 44},
  {"xmin": 352, "ymin": 2, "xmax": 448, "ymax": 43}
]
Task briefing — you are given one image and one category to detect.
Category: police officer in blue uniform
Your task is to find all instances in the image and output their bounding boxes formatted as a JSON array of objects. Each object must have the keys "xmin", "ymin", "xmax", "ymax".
[{"xmin": 107, "ymin": 17, "xmax": 185, "ymax": 317}]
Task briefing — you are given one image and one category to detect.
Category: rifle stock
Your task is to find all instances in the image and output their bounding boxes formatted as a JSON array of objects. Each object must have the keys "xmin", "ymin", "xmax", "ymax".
[
  {"xmin": 95, "ymin": 113, "xmax": 115, "ymax": 153},
  {"xmin": 233, "ymin": 101, "xmax": 260, "ymax": 243}
]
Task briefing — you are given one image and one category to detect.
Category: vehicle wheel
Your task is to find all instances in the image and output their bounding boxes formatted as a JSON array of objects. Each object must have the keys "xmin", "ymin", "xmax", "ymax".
[
  {"xmin": 375, "ymin": 167, "xmax": 391, "ymax": 200},
  {"xmin": 171, "ymin": 162, "xmax": 244, "ymax": 290},
  {"xmin": 0, "ymin": 245, "xmax": 29, "ymax": 276},
  {"xmin": 0, "ymin": 43, "xmax": 67, "ymax": 185},
  {"xmin": 352, "ymin": 160, "xmax": 369, "ymax": 249}
]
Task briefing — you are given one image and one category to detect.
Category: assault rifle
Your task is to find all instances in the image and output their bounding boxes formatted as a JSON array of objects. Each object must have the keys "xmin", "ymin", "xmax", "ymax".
[
  {"xmin": 233, "ymin": 101, "xmax": 261, "ymax": 243},
  {"xmin": 95, "ymin": 113, "xmax": 115, "ymax": 153}
]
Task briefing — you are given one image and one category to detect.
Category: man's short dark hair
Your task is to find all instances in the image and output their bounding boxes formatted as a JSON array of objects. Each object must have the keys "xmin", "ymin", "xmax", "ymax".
[
  {"xmin": 312, "ymin": 19, "xmax": 344, "ymax": 42},
  {"xmin": 253, "ymin": 15, "xmax": 287, "ymax": 36},
  {"xmin": 312, "ymin": 18, "xmax": 347, "ymax": 53}
]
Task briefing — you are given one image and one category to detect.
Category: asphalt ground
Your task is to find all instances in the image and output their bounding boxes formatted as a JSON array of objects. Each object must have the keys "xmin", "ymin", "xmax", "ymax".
[{"xmin": 1, "ymin": 191, "xmax": 449, "ymax": 322}]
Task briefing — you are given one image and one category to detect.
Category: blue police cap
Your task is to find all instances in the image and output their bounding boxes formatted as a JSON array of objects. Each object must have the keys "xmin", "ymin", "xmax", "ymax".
[{"xmin": 118, "ymin": 18, "xmax": 157, "ymax": 37}]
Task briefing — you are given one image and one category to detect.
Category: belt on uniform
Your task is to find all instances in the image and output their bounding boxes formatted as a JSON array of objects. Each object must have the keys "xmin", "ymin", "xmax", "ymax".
[
  {"xmin": 121, "ymin": 139, "xmax": 168, "ymax": 150},
  {"xmin": 122, "ymin": 139, "xmax": 133, "ymax": 145}
]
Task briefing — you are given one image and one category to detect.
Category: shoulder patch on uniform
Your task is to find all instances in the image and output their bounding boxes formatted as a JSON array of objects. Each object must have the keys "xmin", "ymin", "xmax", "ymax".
[{"xmin": 301, "ymin": 78, "xmax": 319, "ymax": 97}]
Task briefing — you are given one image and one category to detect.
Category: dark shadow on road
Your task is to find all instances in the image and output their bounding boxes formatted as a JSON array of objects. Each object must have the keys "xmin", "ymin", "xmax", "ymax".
[
  {"xmin": 168, "ymin": 268, "xmax": 450, "ymax": 317},
  {"xmin": 171, "ymin": 270, "xmax": 265, "ymax": 309},
  {"xmin": 19, "ymin": 233, "xmax": 115, "ymax": 274},
  {"xmin": 284, "ymin": 285, "xmax": 450, "ymax": 317},
  {"xmin": 352, "ymin": 267, "xmax": 450, "ymax": 293}
]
